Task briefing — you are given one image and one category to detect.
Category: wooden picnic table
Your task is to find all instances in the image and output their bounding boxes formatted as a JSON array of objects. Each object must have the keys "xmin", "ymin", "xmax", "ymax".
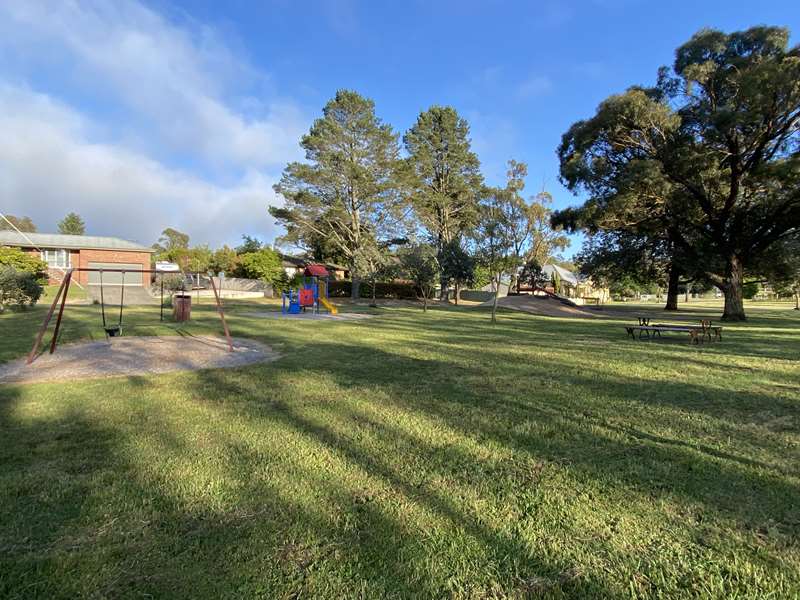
[{"xmin": 626, "ymin": 318, "xmax": 722, "ymax": 344}]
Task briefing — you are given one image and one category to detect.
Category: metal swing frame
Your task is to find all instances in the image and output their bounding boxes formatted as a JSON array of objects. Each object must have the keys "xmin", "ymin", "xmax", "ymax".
[{"xmin": 26, "ymin": 267, "xmax": 233, "ymax": 365}]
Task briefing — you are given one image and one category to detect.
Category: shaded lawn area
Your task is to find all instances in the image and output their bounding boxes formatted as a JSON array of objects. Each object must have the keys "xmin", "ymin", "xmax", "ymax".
[{"xmin": 0, "ymin": 300, "xmax": 798, "ymax": 598}]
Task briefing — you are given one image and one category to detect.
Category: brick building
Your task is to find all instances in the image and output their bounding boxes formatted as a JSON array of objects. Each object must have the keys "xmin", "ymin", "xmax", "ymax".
[{"xmin": 0, "ymin": 231, "xmax": 154, "ymax": 286}]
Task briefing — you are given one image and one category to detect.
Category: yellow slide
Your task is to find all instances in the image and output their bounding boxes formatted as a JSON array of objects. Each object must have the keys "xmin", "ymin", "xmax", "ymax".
[{"xmin": 319, "ymin": 296, "xmax": 338, "ymax": 315}]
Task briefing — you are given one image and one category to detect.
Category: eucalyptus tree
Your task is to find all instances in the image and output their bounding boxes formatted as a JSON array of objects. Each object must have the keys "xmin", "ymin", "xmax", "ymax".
[
  {"xmin": 556, "ymin": 26, "xmax": 800, "ymax": 320},
  {"xmin": 271, "ymin": 90, "xmax": 405, "ymax": 299},
  {"xmin": 0, "ymin": 214, "xmax": 37, "ymax": 233},
  {"xmin": 403, "ymin": 106, "xmax": 484, "ymax": 299}
]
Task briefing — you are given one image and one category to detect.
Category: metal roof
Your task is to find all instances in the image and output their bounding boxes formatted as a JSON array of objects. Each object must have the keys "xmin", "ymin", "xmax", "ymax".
[
  {"xmin": 0, "ymin": 231, "xmax": 155, "ymax": 252},
  {"xmin": 542, "ymin": 264, "xmax": 579, "ymax": 286}
]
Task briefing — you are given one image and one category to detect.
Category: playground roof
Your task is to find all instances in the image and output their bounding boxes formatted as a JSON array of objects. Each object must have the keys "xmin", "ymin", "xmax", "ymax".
[{"xmin": 304, "ymin": 264, "xmax": 329, "ymax": 277}]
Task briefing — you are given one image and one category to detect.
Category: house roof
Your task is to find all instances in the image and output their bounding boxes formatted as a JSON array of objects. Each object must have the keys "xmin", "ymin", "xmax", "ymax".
[
  {"xmin": 542, "ymin": 263, "xmax": 579, "ymax": 286},
  {"xmin": 0, "ymin": 231, "xmax": 155, "ymax": 253},
  {"xmin": 280, "ymin": 254, "xmax": 306, "ymax": 268}
]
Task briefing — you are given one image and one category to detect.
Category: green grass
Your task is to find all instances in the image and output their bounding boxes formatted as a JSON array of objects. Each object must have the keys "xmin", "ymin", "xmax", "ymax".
[
  {"xmin": 1, "ymin": 299, "xmax": 798, "ymax": 598},
  {"xmin": 41, "ymin": 283, "xmax": 89, "ymax": 303}
]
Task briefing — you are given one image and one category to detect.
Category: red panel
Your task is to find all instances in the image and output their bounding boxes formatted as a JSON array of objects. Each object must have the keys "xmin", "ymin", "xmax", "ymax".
[{"xmin": 299, "ymin": 288, "xmax": 315, "ymax": 306}]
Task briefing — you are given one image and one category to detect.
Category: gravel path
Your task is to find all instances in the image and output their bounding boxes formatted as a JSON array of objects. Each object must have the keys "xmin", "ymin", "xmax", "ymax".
[{"xmin": 0, "ymin": 335, "xmax": 278, "ymax": 385}]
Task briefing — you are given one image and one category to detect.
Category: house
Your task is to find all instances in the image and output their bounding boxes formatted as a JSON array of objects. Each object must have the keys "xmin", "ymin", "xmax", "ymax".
[
  {"xmin": 0, "ymin": 231, "xmax": 155, "ymax": 287},
  {"xmin": 541, "ymin": 264, "xmax": 609, "ymax": 303},
  {"xmin": 280, "ymin": 254, "xmax": 349, "ymax": 280}
]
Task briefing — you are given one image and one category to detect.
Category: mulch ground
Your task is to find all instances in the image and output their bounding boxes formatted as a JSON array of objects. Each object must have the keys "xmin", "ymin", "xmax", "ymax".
[{"xmin": 0, "ymin": 335, "xmax": 278, "ymax": 385}]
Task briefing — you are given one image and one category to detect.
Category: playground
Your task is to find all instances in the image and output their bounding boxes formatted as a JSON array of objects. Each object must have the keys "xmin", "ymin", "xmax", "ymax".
[
  {"xmin": 0, "ymin": 298, "xmax": 798, "ymax": 598},
  {"xmin": 281, "ymin": 264, "xmax": 339, "ymax": 316}
]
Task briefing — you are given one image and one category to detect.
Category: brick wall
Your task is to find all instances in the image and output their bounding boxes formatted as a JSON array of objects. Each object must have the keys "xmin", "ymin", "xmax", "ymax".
[
  {"xmin": 76, "ymin": 249, "xmax": 152, "ymax": 285},
  {"xmin": 18, "ymin": 247, "xmax": 151, "ymax": 285}
]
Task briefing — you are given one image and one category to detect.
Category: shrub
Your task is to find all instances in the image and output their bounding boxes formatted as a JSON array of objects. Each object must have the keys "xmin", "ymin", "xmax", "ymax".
[
  {"xmin": 742, "ymin": 281, "xmax": 759, "ymax": 300},
  {"xmin": 0, "ymin": 246, "xmax": 48, "ymax": 282},
  {"xmin": 0, "ymin": 266, "xmax": 44, "ymax": 311},
  {"xmin": 237, "ymin": 249, "xmax": 287, "ymax": 289},
  {"xmin": 153, "ymin": 273, "xmax": 187, "ymax": 294}
]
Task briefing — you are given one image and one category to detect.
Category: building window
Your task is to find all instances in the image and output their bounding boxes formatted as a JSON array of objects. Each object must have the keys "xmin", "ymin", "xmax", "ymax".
[{"xmin": 41, "ymin": 249, "xmax": 70, "ymax": 268}]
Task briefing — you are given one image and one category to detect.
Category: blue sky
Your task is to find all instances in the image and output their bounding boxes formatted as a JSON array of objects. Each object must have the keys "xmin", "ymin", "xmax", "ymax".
[{"xmin": 1, "ymin": 1, "xmax": 798, "ymax": 255}]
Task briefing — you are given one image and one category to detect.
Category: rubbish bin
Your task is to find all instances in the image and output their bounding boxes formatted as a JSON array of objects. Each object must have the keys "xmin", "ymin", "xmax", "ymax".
[{"xmin": 173, "ymin": 293, "xmax": 192, "ymax": 322}]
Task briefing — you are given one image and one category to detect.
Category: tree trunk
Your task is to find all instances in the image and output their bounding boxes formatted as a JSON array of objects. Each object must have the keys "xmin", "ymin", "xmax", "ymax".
[
  {"xmin": 423, "ymin": 288, "xmax": 428, "ymax": 312},
  {"xmin": 794, "ymin": 289, "xmax": 799, "ymax": 310},
  {"xmin": 351, "ymin": 274, "xmax": 361, "ymax": 300},
  {"xmin": 454, "ymin": 282, "xmax": 459, "ymax": 305},
  {"xmin": 664, "ymin": 264, "xmax": 680, "ymax": 311},
  {"xmin": 371, "ymin": 278, "xmax": 377, "ymax": 307},
  {"xmin": 491, "ymin": 275, "xmax": 499, "ymax": 323},
  {"xmin": 439, "ymin": 272, "xmax": 449, "ymax": 302},
  {"xmin": 721, "ymin": 255, "xmax": 746, "ymax": 321}
]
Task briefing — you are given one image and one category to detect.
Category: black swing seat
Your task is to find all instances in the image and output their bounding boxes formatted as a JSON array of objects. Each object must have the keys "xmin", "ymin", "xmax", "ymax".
[{"xmin": 104, "ymin": 326, "xmax": 122, "ymax": 337}]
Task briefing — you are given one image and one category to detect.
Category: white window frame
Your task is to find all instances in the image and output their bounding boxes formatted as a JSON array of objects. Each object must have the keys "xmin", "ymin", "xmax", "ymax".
[{"xmin": 41, "ymin": 248, "xmax": 70, "ymax": 269}]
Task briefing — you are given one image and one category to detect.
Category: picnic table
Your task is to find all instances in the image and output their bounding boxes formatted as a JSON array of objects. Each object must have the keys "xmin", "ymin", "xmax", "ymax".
[{"xmin": 625, "ymin": 317, "xmax": 722, "ymax": 344}]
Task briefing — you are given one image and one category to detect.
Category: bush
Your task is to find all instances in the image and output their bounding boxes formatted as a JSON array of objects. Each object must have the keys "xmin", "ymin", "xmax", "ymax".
[
  {"xmin": 237, "ymin": 249, "xmax": 287, "ymax": 289},
  {"xmin": 0, "ymin": 246, "xmax": 48, "ymax": 282},
  {"xmin": 742, "ymin": 281, "xmax": 759, "ymax": 299},
  {"xmin": 0, "ymin": 266, "xmax": 44, "ymax": 311},
  {"xmin": 328, "ymin": 280, "xmax": 418, "ymax": 299},
  {"xmin": 152, "ymin": 273, "xmax": 187, "ymax": 294},
  {"xmin": 459, "ymin": 290, "xmax": 494, "ymax": 302}
]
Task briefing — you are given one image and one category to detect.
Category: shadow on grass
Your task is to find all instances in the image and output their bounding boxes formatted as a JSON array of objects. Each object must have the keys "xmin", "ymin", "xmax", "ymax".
[{"xmin": 1, "ymin": 305, "xmax": 798, "ymax": 597}]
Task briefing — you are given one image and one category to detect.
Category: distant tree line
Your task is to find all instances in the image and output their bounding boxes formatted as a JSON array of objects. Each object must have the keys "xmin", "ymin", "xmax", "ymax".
[{"xmin": 268, "ymin": 90, "xmax": 570, "ymax": 320}]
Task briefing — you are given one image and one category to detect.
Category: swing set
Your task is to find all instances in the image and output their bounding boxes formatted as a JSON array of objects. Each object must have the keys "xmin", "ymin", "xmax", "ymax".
[{"xmin": 26, "ymin": 267, "xmax": 233, "ymax": 365}]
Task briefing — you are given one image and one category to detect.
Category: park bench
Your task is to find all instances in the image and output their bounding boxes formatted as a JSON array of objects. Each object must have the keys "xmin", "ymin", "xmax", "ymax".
[{"xmin": 625, "ymin": 317, "xmax": 722, "ymax": 344}]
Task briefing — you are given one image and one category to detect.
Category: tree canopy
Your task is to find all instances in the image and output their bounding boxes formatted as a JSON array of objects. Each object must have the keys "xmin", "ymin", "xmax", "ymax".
[
  {"xmin": 404, "ymin": 106, "xmax": 484, "ymax": 298},
  {"xmin": 271, "ymin": 90, "xmax": 405, "ymax": 299},
  {"xmin": 57, "ymin": 213, "xmax": 86, "ymax": 235},
  {"xmin": 555, "ymin": 25, "xmax": 800, "ymax": 320},
  {"xmin": 0, "ymin": 214, "xmax": 37, "ymax": 233}
]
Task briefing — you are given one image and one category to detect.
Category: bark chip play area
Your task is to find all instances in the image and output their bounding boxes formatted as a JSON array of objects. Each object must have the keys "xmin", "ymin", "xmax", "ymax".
[{"xmin": 0, "ymin": 336, "xmax": 278, "ymax": 385}]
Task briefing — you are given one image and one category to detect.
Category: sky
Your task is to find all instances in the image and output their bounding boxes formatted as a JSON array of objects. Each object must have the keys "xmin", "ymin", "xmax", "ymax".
[{"xmin": 1, "ymin": 0, "xmax": 798, "ymax": 256}]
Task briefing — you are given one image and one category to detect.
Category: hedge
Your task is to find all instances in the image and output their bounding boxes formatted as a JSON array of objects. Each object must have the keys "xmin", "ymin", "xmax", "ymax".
[
  {"xmin": 459, "ymin": 290, "xmax": 494, "ymax": 302},
  {"xmin": 328, "ymin": 280, "xmax": 419, "ymax": 299}
]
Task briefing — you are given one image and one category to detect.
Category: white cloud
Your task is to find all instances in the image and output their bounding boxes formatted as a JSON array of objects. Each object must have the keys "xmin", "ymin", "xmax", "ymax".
[
  {"xmin": 516, "ymin": 75, "xmax": 554, "ymax": 99},
  {"xmin": 0, "ymin": 85, "xmax": 282, "ymax": 248},
  {"xmin": 0, "ymin": 0, "xmax": 307, "ymax": 169}
]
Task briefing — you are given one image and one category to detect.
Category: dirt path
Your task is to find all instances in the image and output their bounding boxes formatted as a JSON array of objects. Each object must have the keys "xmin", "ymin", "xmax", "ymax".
[
  {"xmin": 480, "ymin": 295, "xmax": 604, "ymax": 318},
  {"xmin": 0, "ymin": 335, "xmax": 278, "ymax": 385}
]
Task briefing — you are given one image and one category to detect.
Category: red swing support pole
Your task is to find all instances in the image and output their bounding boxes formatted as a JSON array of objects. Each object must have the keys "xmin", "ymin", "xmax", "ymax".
[
  {"xmin": 209, "ymin": 276, "xmax": 234, "ymax": 352},
  {"xmin": 49, "ymin": 270, "xmax": 73, "ymax": 354},
  {"xmin": 27, "ymin": 269, "xmax": 71, "ymax": 364}
]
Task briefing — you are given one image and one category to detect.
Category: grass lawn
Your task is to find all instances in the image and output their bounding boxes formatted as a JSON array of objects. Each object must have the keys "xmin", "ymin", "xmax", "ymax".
[
  {"xmin": 1, "ymin": 299, "xmax": 798, "ymax": 598},
  {"xmin": 41, "ymin": 283, "xmax": 89, "ymax": 304}
]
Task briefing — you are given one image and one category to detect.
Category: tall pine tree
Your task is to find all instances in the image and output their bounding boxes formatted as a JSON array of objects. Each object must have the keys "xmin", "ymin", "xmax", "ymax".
[
  {"xmin": 271, "ymin": 90, "xmax": 404, "ymax": 299},
  {"xmin": 404, "ymin": 106, "xmax": 484, "ymax": 299}
]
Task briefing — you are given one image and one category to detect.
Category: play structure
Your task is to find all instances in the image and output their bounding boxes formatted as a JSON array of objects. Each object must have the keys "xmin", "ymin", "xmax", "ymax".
[
  {"xmin": 26, "ymin": 267, "xmax": 233, "ymax": 365},
  {"xmin": 281, "ymin": 264, "xmax": 338, "ymax": 315}
]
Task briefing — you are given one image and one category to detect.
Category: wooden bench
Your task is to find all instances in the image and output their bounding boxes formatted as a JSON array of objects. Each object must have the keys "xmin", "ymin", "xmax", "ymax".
[
  {"xmin": 626, "ymin": 319, "xmax": 722, "ymax": 344},
  {"xmin": 581, "ymin": 297, "xmax": 600, "ymax": 306}
]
